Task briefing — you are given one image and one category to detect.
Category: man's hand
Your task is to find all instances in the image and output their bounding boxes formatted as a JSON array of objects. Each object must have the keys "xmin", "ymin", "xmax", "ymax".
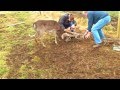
[
  {"xmin": 85, "ymin": 31, "xmax": 91, "ymax": 39},
  {"xmin": 83, "ymin": 30, "xmax": 91, "ymax": 39},
  {"xmin": 70, "ymin": 24, "xmax": 75, "ymax": 29}
]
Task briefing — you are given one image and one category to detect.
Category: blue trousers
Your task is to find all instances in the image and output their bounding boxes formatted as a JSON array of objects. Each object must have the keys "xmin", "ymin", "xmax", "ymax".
[{"xmin": 91, "ymin": 16, "xmax": 111, "ymax": 44}]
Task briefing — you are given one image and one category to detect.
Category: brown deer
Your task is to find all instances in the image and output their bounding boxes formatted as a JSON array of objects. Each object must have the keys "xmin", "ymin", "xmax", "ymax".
[{"xmin": 33, "ymin": 20, "xmax": 63, "ymax": 47}]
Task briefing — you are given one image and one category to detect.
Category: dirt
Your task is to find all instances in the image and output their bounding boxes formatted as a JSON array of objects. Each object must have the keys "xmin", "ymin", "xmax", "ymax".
[{"xmin": 6, "ymin": 34, "xmax": 120, "ymax": 79}]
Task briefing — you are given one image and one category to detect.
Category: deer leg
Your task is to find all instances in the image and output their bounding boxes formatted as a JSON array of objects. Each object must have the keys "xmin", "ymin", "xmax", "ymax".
[
  {"xmin": 37, "ymin": 29, "xmax": 46, "ymax": 47},
  {"xmin": 61, "ymin": 33, "xmax": 68, "ymax": 39},
  {"xmin": 40, "ymin": 33, "xmax": 46, "ymax": 47},
  {"xmin": 40, "ymin": 37, "xmax": 46, "ymax": 47},
  {"xmin": 35, "ymin": 32, "xmax": 40, "ymax": 45},
  {"xmin": 74, "ymin": 32, "xmax": 81, "ymax": 39},
  {"xmin": 54, "ymin": 31, "xmax": 58, "ymax": 45}
]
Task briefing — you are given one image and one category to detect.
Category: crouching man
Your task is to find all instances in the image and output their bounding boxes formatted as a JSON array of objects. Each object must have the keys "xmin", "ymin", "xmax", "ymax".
[
  {"xmin": 83, "ymin": 11, "xmax": 111, "ymax": 48},
  {"xmin": 58, "ymin": 13, "xmax": 80, "ymax": 42}
]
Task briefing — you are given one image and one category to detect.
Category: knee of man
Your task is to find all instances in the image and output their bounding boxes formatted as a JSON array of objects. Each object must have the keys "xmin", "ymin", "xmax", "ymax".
[{"xmin": 91, "ymin": 25, "xmax": 100, "ymax": 32}]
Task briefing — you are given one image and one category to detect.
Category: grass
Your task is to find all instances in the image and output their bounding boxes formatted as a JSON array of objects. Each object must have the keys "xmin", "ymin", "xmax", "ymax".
[
  {"xmin": 0, "ymin": 51, "xmax": 10, "ymax": 78},
  {"xmin": 108, "ymin": 11, "xmax": 118, "ymax": 18},
  {"xmin": 0, "ymin": 11, "xmax": 119, "ymax": 79}
]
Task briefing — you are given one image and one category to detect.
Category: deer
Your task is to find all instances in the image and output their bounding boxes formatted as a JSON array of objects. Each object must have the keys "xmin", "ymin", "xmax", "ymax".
[{"xmin": 33, "ymin": 20, "xmax": 63, "ymax": 47}]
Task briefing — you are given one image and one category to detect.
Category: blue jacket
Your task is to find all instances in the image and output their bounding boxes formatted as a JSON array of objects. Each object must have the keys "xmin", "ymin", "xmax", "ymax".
[
  {"xmin": 58, "ymin": 14, "xmax": 77, "ymax": 29},
  {"xmin": 87, "ymin": 11, "xmax": 109, "ymax": 32}
]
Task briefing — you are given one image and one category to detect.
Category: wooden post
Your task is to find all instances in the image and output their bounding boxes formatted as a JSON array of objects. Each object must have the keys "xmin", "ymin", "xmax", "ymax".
[{"xmin": 117, "ymin": 11, "xmax": 120, "ymax": 38}]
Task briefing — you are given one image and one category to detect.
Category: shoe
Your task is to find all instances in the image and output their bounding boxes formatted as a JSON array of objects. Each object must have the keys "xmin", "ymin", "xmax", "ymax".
[{"xmin": 93, "ymin": 44, "xmax": 101, "ymax": 48}]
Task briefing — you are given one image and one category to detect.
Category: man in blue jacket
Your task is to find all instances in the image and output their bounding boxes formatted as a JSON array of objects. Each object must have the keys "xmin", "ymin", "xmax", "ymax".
[{"xmin": 83, "ymin": 11, "xmax": 111, "ymax": 48}]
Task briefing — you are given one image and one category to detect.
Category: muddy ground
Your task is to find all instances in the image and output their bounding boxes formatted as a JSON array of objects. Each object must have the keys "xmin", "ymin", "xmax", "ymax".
[{"xmin": 6, "ymin": 34, "xmax": 120, "ymax": 79}]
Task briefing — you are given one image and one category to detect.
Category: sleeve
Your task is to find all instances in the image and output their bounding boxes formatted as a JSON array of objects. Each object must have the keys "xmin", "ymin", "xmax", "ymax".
[
  {"xmin": 87, "ymin": 12, "xmax": 94, "ymax": 32},
  {"xmin": 73, "ymin": 20, "xmax": 77, "ymax": 26},
  {"xmin": 59, "ymin": 16, "xmax": 66, "ymax": 29}
]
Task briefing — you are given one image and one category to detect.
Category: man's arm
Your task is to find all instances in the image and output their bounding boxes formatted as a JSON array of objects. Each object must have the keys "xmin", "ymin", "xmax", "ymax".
[{"xmin": 87, "ymin": 12, "xmax": 94, "ymax": 32}]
